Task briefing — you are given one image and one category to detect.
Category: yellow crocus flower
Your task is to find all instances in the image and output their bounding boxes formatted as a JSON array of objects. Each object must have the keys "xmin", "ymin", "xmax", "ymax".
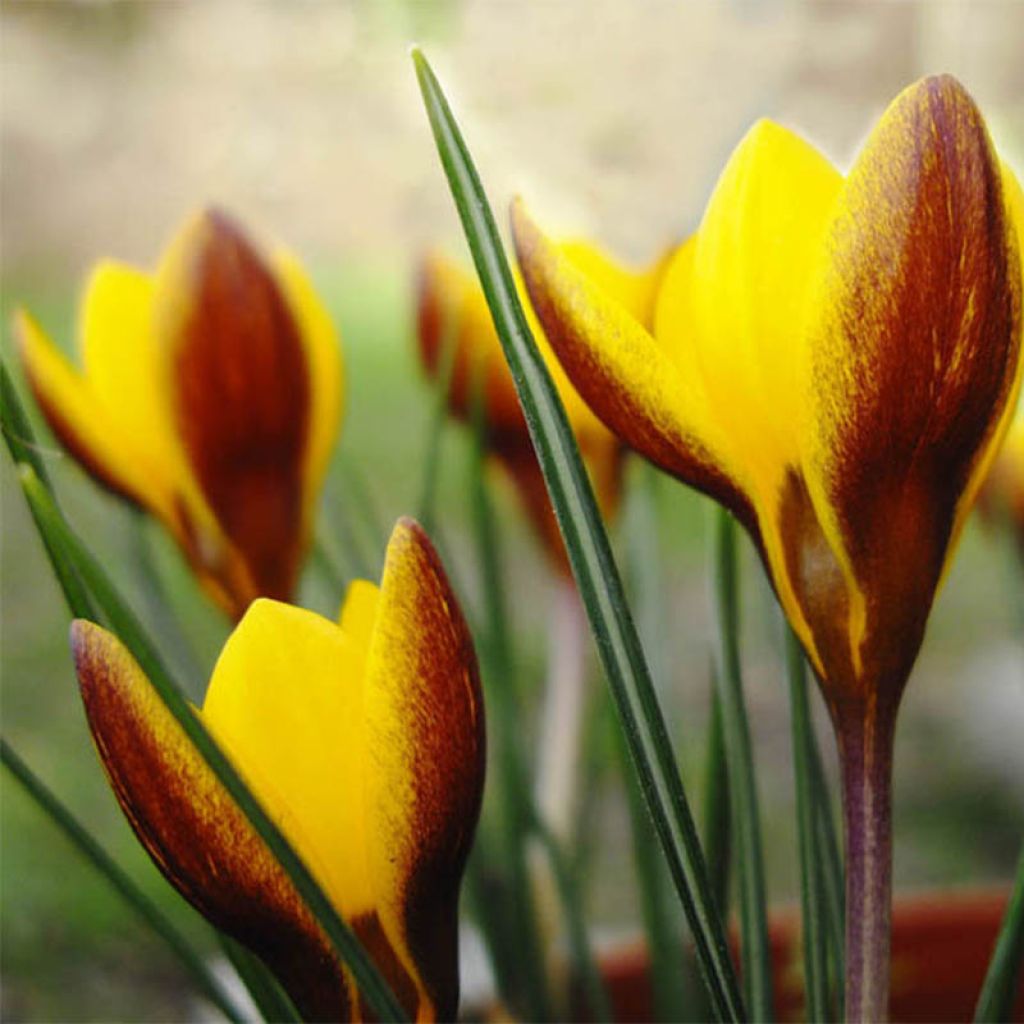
[
  {"xmin": 415, "ymin": 244, "xmax": 667, "ymax": 573},
  {"xmin": 15, "ymin": 209, "xmax": 342, "ymax": 620},
  {"xmin": 70, "ymin": 518, "xmax": 484, "ymax": 1022},
  {"xmin": 514, "ymin": 74, "xmax": 1021, "ymax": 720},
  {"xmin": 512, "ymin": 74, "xmax": 1022, "ymax": 1021}
]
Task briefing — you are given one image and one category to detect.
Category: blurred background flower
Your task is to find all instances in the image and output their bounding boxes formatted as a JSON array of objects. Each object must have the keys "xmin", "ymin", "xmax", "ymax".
[
  {"xmin": 16, "ymin": 209, "xmax": 342, "ymax": 619},
  {"xmin": 2, "ymin": 2, "xmax": 1022, "ymax": 1019}
]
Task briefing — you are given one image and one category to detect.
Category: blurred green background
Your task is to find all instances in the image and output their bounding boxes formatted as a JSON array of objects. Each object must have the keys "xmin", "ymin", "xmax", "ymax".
[{"xmin": 2, "ymin": 2, "xmax": 1023, "ymax": 1020}]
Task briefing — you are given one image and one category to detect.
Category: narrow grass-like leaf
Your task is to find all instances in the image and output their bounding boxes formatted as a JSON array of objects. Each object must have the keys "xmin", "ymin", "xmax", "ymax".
[
  {"xmin": 127, "ymin": 513, "xmax": 205, "ymax": 695},
  {"xmin": 710, "ymin": 507, "xmax": 772, "ymax": 1020},
  {"xmin": 784, "ymin": 625, "xmax": 830, "ymax": 1022},
  {"xmin": 810, "ymin": 719, "xmax": 845, "ymax": 1018},
  {"xmin": 624, "ymin": 465, "xmax": 690, "ymax": 1022},
  {"xmin": 413, "ymin": 48, "xmax": 744, "ymax": 1023},
  {"xmin": 1, "ymin": 361, "xmax": 95, "ymax": 617},
  {"xmin": 1, "ymin": 738, "xmax": 247, "ymax": 1024},
  {"xmin": 325, "ymin": 503, "xmax": 374, "ymax": 581},
  {"xmin": 312, "ymin": 529, "xmax": 351, "ymax": 592},
  {"xmin": 339, "ymin": 453, "xmax": 388, "ymax": 554},
  {"xmin": 462, "ymin": 845, "xmax": 523, "ymax": 1010},
  {"xmin": 975, "ymin": 846, "xmax": 1024, "ymax": 1022},
  {"xmin": 615, "ymin": 720, "xmax": 692, "ymax": 1021},
  {"xmin": 418, "ymin": 320, "xmax": 459, "ymax": 534},
  {"xmin": 219, "ymin": 935, "xmax": 302, "ymax": 1023},
  {"xmin": 625, "ymin": 462, "xmax": 666, "ymax": 685},
  {"xmin": 16, "ymin": 466, "xmax": 407, "ymax": 1023},
  {"xmin": 533, "ymin": 818, "xmax": 614, "ymax": 1024},
  {"xmin": 703, "ymin": 678, "xmax": 731, "ymax": 919},
  {"xmin": 468, "ymin": 369, "xmax": 552, "ymax": 1021},
  {"xmin": 1, "ymin": 359, "xmax": 52, "ymax": 490}
]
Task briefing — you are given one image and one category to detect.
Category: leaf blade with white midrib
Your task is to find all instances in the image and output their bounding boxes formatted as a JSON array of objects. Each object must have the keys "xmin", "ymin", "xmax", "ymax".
[{"xmin": 411, "ymin": 47, "xmax": 744, "ymax": 1024}]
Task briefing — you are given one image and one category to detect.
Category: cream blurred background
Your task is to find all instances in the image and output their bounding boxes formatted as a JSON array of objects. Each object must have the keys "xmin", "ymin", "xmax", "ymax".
[{"xmin": 4, "ymin": 1, "xmax": 1022, "ymax": 278}]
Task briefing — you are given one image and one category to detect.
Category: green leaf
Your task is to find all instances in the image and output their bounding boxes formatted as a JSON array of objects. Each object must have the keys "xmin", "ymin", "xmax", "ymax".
[
  {"xmin": 703, "ymin": 677, "xmax": 731, "ymax": 920},
  {"xmin": 615, "ymin": 718, "xmax": 693, "ymax": 1022},
  {"xmin": 15, "ymin": 465, "xmax": 407, "ymax": 1023},
  {"xmin": 321, "ymin": 502, "xmax": 374, "ymax": 582},
  {"xmin": 809, "ymin": 715, "xmax": 845, "ymax": 1018},
  {"xmin": 975, "ymin": 846, "xmax": 1024, "ymax": 1022},
  {"xmin": 467, "ymin": 368, "xmax": 553, "ymax": 1021},
  {"xmin": 339, "ymin": 454, "xmax": 388, "ymax": 555},
  {"xmin": 127, "ymin": 513, "xmax": 206, "ymax": 696},
  {"xmin": 709, "ymin": 507, "xmax": 772, "ymax": 1020},
  {"xmin": 1, "ymin": 358, "xmax": 52, "ymax": 490},
  {"xmin": 624, "ymin": 465, "xmax": 691, "ymax": 1022},
  {"xmin": 219, "ymin": 935, "xmax": 302, "ymax": 1023},
  {"xmin": 0, "ymin": 363, "xmax": 95, "ymax": 618},
  {"xmin": 532, "ymin": 818, "xmax": 614, "ymax": 1023},
  {"xmin": 784, "ymin": 625, "xmax": 830, "ymax": 1022},
  {"xmin": 412, "ymin": 47, "xmax": 744, "ymax": 1023},
  {"xmin": 1, "ymin": 738, "xmax": 248, "ymax": 1024},
  {"xmin": 462, "ymin": 844, "xmax": 524, "ymax": 1013},
  {"xmin": 312, "ymin": 528, "xmax": 352, "ymax": 592}
]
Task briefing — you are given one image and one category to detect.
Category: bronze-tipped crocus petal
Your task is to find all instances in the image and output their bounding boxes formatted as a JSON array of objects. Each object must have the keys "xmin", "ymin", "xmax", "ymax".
[
  {"xmin": 514, "ymin": 75, "xmax": 1022, "ymax": 1021},
  {"xmin": 16, "ymin": 209, "xmax": 342, "ymax": 620},
  {"xmin": 416, "ymin": 244, "xmax": 667, "ymax": 572},
  {"xmin": 70, "ymin": 517, "xmax": 485, "ymax": 1021}
]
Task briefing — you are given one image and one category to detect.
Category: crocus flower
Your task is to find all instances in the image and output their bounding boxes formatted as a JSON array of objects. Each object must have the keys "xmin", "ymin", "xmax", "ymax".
[
  {"xmin": 70, "ymin": 517, "xmax": 484, "ymax": 1021},
  {"xmin": 513, "ymin": 75, "xmax": 1022, "ymax": 1020},
  {"xmin": 16, "ymin": 209, "xmax": 342, "ymax": 620},
  {"xmin": 416, "ymin": 245, "xmax": 666, "ymax": 572}
]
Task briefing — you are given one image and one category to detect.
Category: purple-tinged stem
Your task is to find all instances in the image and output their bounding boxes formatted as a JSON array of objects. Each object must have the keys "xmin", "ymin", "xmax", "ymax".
[{"xmin": 837, "ymin": 700, "xmax": 897, "ymax": 1023}]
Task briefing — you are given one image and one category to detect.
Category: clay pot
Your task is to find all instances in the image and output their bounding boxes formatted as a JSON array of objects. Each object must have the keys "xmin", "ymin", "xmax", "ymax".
[{"xmin": 597, "ymin": 889, "xmax": 1022, "ymax": 1023}]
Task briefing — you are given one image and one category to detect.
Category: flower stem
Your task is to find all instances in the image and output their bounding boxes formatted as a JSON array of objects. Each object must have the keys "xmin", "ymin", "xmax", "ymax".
[{"xmin": 837, "ymin": 702, "xmax": 896, "ymax": 1023}]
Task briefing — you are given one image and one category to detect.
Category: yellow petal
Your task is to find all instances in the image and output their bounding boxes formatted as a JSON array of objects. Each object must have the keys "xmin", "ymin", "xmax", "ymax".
[
  {"xmin": 1003, "ymin": 161, "xmax": 1024, "ymax": 255},
  {"xmin": 14, "ymin": 308, "xmax": 171, "ymax": 511},
  {"xmin": 338, "ymin": 577, "xmax": 380, "ymax": 644},
  {"xmin": 362, "ymin": 518, "xmax": 485, "ymax": 1021},
  {"xmin": 799, "ymin": 75, "xmax": 1022, "ymax": 698},
  {"xmin": 270, "ymin": 247, "xmax": 344, "ymax": 517},
  {"xmin": 200, "ymin": 598, "xmax": 373, "ymax": 923},
  {"xmin": 511, "ymin": 199, "xmax": 753, "ymax": 525},
  {"xmin": 79, "ymin": 260, "xmax": 180, "ymax": 513},
  {"xmin": 659, "ymin": 119, "xmax": 842, "ymax": 499},
  {"xmin": 560, "ymin": 238, "xmax": 668, "ymax": 325},
  {"xmin": 653, "ymin": 120, "xmax": 844, "ymax": 676},
  {"xmin": 70, "ymin": 619, "xmax": 349, "ymax": 1021},
  {"xmin": 538, "ymin": 238, "xmax": 669, "ymax": 445}
]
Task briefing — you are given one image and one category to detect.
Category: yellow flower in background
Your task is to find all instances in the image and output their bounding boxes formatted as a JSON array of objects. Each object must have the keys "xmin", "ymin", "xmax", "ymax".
[
  {"xmin": 15, "ymin": 209, "xmax": 342, "ymax": 620},
  {"xmin": 979, "ymin": 407, "xmax": 1024, "ymax": 556},
  {"xmin": 70, "ymin": 518, "xmax": 485, "ymax": 1022},
  {"xmin": 513, "ymin": 74, "xmax": 1023, "ymax": 720},
  {"xmin": 415, "ymin": 244, "xmax": 667, "ymax": 573}
]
